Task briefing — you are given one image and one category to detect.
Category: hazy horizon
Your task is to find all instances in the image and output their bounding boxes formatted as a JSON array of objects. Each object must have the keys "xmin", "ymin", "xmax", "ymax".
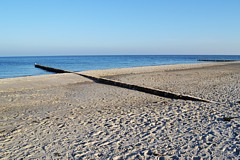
[{"xmin": 0, "ymin": 0, "xmax": 239, "ymax": 56}]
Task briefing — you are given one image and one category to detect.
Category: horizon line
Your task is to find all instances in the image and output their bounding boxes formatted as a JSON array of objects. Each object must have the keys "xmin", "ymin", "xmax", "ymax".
[{"xmin": 1, "ymin": 54, "xmax": 240, "ymax": 58}]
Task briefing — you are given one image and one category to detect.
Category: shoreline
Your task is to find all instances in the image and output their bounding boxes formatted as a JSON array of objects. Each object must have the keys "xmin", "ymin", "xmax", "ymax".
[
  {"xmin": 0, "ymin": 62, "xmax": 238, "ymax": 93},
  {"xmin": 0, "ymin": 62, "xmax": 201, "ymax": 80},
  {"xmin": 0, "ymin": 60, "xmax": 238, "ymax": 80},
  {"xmin": 0, "ymin": 61, "xmax": 235, "ymax": 80},
  {"xmin": 1, "ymin": 54, "xmax": 240, "ymax": 79},
  {"xmin": 1, "ymin": 62, "xmax": 239, "ymax": 159}
]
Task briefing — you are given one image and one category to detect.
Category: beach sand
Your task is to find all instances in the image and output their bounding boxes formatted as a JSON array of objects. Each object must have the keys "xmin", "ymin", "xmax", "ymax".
[{"xmin": 0, "ymin": 62, "xmax": 239, "ymax": 159}]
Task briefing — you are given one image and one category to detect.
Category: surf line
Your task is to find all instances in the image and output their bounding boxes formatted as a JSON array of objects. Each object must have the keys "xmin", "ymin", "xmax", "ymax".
[{"xmin": 35, "ymin": 64, "xmax": 212, "ymax": 103}]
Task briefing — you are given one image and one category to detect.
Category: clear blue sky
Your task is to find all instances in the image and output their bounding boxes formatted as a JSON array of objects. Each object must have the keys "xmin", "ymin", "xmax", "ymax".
[{"xmin": 0, "ymin": 0, "xmax": 239, "ymax": 56}]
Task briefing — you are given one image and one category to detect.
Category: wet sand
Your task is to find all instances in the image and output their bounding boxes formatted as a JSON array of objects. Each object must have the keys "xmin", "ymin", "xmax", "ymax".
[{"xmin": 0, "ymin": 62, "xmax": 239, "ymax": 159}]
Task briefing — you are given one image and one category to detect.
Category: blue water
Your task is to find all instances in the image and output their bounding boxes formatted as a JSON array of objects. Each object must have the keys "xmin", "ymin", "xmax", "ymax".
[{"xmin": 0, "ymin": 55, "xmax": 239, "ymax": 79}]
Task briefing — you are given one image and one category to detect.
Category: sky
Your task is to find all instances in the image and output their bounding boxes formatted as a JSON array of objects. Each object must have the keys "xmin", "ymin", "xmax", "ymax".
[{"xmin": 0, "ymin": 0, "xmax": 239, "ymax": 56}]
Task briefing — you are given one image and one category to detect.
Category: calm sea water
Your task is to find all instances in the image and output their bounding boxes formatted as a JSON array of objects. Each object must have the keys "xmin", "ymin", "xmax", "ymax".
[{"xmin": 0, "ymin": 55, "xmax": 239, "ymax": 79}]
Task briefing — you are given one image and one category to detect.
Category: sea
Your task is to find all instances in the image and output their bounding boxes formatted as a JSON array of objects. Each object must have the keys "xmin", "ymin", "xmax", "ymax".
[{"xmin": 0, "ymin": 55, "xmax": 239, "ymax": 79}]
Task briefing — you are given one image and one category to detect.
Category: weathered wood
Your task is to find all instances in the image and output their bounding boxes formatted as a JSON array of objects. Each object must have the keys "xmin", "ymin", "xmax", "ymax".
[
  {"xmin": 35, "ymin": 64, "xmax": 72, "ymax": 73},
  {"xmin": 34, "ymin": 64, "xmax": 212, "ymax": 103}
]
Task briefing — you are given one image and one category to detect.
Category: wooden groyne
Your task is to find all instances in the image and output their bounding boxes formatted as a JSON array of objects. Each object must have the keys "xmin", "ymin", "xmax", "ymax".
[
  {"xmin": 197, "ymin": 59, "xmax": 238, "ymax": 62},
  {"xmin": 35, "ymin": 64, "xmax": 72, "ymax": 73},
  {"xmin": 35, "ymin": 64, "xmax": 212, "ymax": 103}
]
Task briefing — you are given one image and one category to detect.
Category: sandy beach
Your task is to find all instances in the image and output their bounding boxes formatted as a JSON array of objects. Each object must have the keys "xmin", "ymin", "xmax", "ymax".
[{"xmin": 0, "ymin": 62, "xmax": 239, "ymax": 159}]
